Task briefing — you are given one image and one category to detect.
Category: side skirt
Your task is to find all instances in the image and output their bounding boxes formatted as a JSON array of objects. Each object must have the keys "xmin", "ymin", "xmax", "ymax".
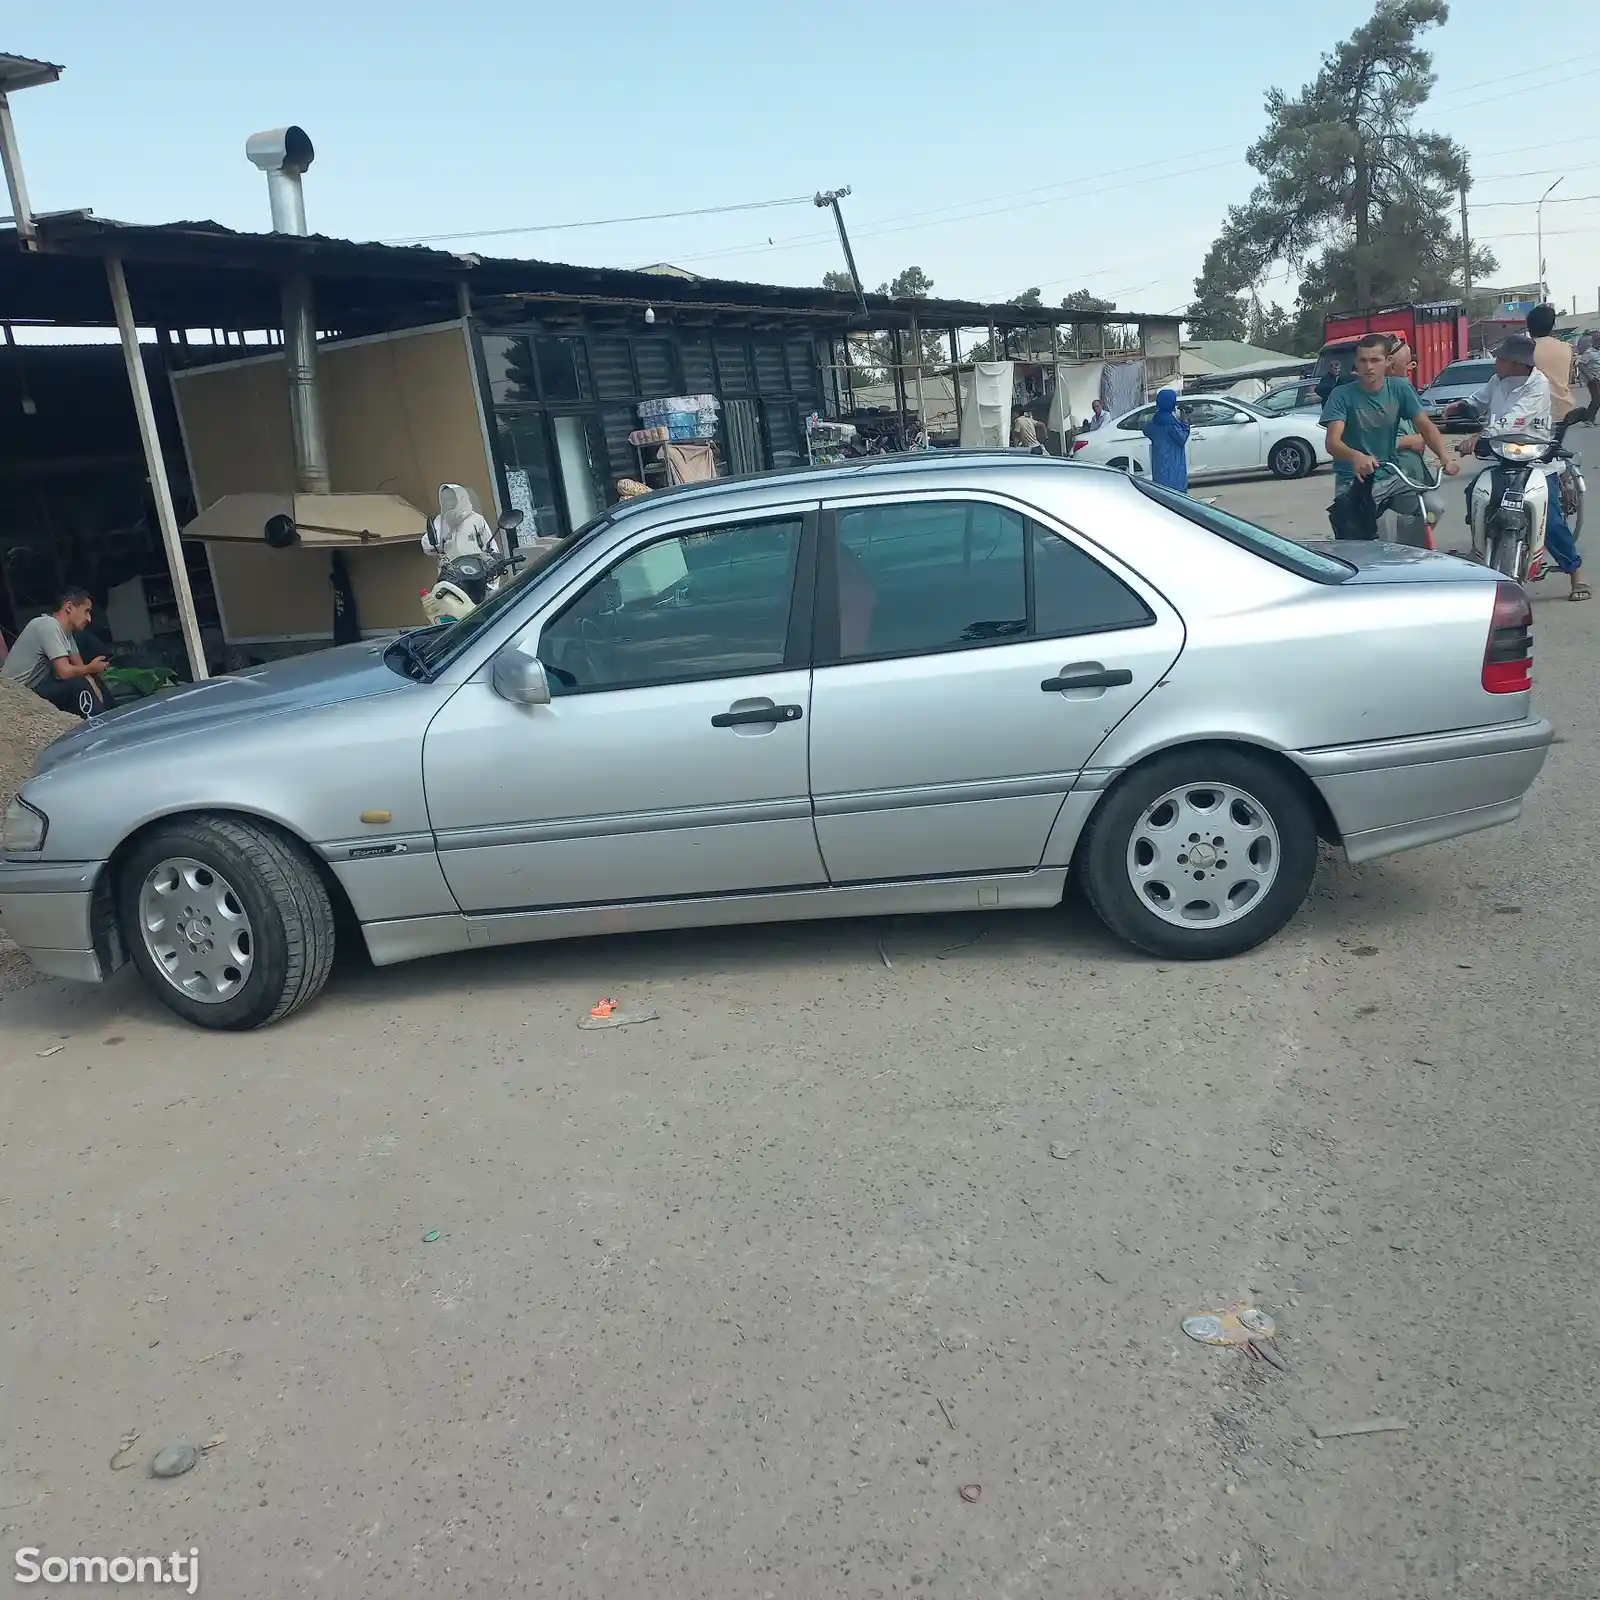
[{"xmin": 361, "ymin": 869, "xmax": 1071, "ymax": 967}]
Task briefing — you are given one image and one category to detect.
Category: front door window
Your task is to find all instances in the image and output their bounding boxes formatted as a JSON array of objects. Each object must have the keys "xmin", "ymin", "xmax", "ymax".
[{"xmin": 538, "ymin": 517, "xmax": 803, "ymax": 693}]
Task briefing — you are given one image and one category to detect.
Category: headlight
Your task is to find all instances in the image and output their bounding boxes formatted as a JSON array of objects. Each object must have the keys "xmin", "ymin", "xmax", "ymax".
[
  {"xmin": 2, "ymin": 796, "xmax": 47, "ymax": 853},
  {"xmin": 1496, "ymin": 440, "xmax": 1542, "ymax": 460}
]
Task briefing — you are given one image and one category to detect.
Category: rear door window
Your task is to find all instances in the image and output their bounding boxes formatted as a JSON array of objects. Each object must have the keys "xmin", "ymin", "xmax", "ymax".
[{"xmin": 820, "ymin": 500, "xmax": 1155, "ymax": 663}]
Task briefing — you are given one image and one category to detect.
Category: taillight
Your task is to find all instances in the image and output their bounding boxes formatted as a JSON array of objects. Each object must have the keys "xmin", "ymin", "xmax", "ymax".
[
  {"xmin": 1482, "ymin": 580, "xmax": 1532, "ymax": 693},
  {"xmin": 1071, "ymin": 438, "xmax": 1090, "ymax": 453}
]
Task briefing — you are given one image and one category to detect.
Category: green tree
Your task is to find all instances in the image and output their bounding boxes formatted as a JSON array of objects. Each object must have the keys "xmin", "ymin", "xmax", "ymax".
[
  {"xmin": 1198, "ymin": 0, "xmax": 1496, "ymax": 346},
  {"xmin": 825, "ymin": 265, "xmax": 946, "ymax": 374},
  {"xmin": 1249, "ymin": 298, "xmax": 1301, "ymax": 353},
  {"xmin": 1184, "ymin": 241, "xmax": 1250, "ymax": 342},
  {"xmin": 965, "ymin": 287, "xmax": 1119, "ymax": 361}
]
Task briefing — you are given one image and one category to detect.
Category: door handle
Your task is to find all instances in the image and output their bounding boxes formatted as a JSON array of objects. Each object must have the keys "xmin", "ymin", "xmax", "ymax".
[
  {"xmin": 1041, "ymin": 667, "xmax": 1134, "ymax": 692},
  {"xmin": 711, "ymin": 703, "xmax": 803, "ymax": 728}
]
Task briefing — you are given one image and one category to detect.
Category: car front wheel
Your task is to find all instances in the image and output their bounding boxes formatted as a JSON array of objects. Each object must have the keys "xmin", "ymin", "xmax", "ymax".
[
  {"xmin": 1269, "ymin": 439, "xmax": 1315, "ymax": 479},
  {"xmin": 118, "ymin": 815, "xmax": 336, "ymax": 1030},
  {"xmin": 1077, "ymin": 748, "xmax": 1319, "ymax": 959}
]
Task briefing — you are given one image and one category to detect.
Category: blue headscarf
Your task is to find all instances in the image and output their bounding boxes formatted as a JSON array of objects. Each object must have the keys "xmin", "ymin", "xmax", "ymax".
[{"xmin": 1142, "ymin": 388, "xmax": 1190, "ymax": 490}]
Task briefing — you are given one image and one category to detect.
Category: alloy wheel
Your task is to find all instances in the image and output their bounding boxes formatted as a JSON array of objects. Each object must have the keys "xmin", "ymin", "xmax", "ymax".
[
  {"xmin": 1125, "ymin": 782, "xmax": 1281, "ymax": 929},
  {"xmin": 137, "ymin": 856, "xmax": 255, "ymax": 1003}
]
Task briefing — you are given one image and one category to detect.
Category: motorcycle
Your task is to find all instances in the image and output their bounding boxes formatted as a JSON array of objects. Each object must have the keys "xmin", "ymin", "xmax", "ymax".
[
  {"xmin": 1466, "ymin": 407, "xmax": 1587, "ymax": 582},
  {"xmin": 421, "ymin": 508, "xmax": 525, "ymax": 624}
]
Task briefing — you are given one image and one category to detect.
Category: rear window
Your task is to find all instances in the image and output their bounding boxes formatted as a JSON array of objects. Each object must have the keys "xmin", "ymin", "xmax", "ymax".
[
  {"xmin": 1132, "ymin": 481, "xmax": 1354, "ymax": 584},
  {"xmin": 1429, "ymin": 361, "xmax": 1493, "ymax": 389}
]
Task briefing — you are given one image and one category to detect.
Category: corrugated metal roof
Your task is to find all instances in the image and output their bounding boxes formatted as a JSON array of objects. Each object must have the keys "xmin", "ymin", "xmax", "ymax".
[
  {"xmin": 1, "ymin": 212, "xmax": 1183, "ymax": 336},
  {"xmin": 1181, "ymin": 340, "xmax": 1305, "ymax": 372},
  {"xmin": 0, "ymin": 53, "xmax": 63, "ymax": 93}
]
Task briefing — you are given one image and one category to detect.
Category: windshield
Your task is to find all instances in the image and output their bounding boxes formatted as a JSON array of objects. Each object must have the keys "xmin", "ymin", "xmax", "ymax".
[
  {"xmin": 1132, "ymin": 480, "xmax": 1354, "ymax": 584},
  {"xmin": 410, "ymin": 511, "xmax": 620, "ymax": 673},
  {"xmin": 1427, "ymin": 361, "xmax": 1493, "ymax": 390},
  {"xmin": 1257, "ymin": 387, "xmax": 1303, "ymax": 412}
]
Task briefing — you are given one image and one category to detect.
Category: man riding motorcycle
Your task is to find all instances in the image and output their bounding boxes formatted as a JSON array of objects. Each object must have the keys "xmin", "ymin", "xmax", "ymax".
[{"xmin": 1445, "ymin": 333, "xmax": 1589, "ymax": 602}]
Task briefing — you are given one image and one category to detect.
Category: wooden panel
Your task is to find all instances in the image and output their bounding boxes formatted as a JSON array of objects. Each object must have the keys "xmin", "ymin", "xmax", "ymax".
[
  {"xmin": 173, "ymin": 325, "xmax": 494, "ymax": 517},
  {"xmin": 172, "ymin": 324, "xmax": 494, "ymax": 640},
  {"xmin": 208, "ymin": 539, "xmax": 437, "ymax": 640}
]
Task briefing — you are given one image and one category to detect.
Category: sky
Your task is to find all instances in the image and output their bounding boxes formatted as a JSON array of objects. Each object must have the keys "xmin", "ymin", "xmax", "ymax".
[{"xmin": 9, "ymin": 0, "xmax": 1600, "ymax": 330}]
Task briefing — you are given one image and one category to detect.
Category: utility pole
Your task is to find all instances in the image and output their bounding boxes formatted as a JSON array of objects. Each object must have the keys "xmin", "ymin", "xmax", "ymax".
[
  {"xmin": 815, "ymin": 187, "xmax": 867, "ymax": 316},
  {"xmin": 1459, "ymin": 182, "xmax": 1472, "ymax": 307},
  {"xmin": 1537, "ymin": 177, "xmax": 1563, "ymax": 302}
]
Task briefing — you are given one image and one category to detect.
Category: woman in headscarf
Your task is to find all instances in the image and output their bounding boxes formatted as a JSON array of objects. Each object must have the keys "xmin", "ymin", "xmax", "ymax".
[
  {"xmin": 1142, "ymin": 388, "xmax": 1191, "ymax": 491},
  {"xmin": 421, "ymin": 484, "xmax": 497, "ymax": 565}
]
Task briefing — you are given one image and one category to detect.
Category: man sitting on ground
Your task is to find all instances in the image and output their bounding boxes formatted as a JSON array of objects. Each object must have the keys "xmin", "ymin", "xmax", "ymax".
[{"xmin": 0, "ymin": 588, "xmax": 107, "ymax": 717}]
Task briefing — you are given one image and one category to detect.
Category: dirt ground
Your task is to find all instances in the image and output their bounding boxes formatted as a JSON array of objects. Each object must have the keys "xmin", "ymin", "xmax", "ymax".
[{"xmin": 1, "ymin": 445, "xmax": 1597, "ymax": 1597}]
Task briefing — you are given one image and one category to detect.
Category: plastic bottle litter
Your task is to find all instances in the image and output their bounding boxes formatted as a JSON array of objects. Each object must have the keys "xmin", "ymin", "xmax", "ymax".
[
  {"xmin": 1182, "ymin": 1305, "xmax": 1276, "ymax": 1345},
  {"xmin": 150, "ymin": 1444, "xmax": 198, "ymax": 1479}
]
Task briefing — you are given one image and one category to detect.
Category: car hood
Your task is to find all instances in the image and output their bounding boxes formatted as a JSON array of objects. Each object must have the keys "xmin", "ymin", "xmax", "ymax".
[
  {"xmin": 32, "ymin": 642, "xmax": 409, "ymax": 774},
  {"xmin": 1307, "ymin": 541, "xmax": 1502, "ymax": 584},
  {"xmin": 1420, "ymin": 381, "xmax": 1481, "ymax": 403}
]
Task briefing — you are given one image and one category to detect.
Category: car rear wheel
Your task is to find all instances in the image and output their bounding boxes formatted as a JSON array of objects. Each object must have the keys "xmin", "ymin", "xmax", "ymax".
[
  {"xmin": 118, "ymin": 815, "xmax": 336, "ymax": 1030},
  {"xmin": 1077, "ymin": 748, "xmax": 1319, "ymax": 960},
  {"xmin": 1269, "ymin": 439, "xmax": 1314, "ymax": 479}
]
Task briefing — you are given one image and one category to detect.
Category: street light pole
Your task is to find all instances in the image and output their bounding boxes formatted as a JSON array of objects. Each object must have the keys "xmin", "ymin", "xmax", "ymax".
[{"xmin": 1537, "ymin": 177, "xmax": 1563, "ymax": 302}]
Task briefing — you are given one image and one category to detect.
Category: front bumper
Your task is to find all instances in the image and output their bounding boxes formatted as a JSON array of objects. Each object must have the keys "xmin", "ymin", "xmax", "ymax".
[
  {"xmin": 0, "ymin": 858, "xmax": 111, "ymax": 982},
  {"xmin": 1293, "ymin": 715, "xmax": 1555, "ymax": 865}
]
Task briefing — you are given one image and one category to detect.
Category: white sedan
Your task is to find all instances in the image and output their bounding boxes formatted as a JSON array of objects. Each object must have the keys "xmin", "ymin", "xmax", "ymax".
[{"xmin": 1071, "ymin": 394, "xmax": 1330, "ymax": 481}]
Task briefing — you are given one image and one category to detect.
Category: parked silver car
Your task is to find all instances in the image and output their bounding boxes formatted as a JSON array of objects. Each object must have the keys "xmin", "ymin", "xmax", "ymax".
[
  {"xmin": 1419, "ymin": 358, "xmax": 1498, "ymax": 428},
  {"xmin": 0, "ymin": 455, "xmax": 1553, "ymax": 1030}
]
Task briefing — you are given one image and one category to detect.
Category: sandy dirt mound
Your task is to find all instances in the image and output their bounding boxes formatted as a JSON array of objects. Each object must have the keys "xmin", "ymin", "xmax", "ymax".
[
  {"xmin": 0, "ymin": 675, "xmax": 76, "ymax": 814},
  {"xmin": 0, "ymin": 677, "xmax": 77, "ymax": 990}
]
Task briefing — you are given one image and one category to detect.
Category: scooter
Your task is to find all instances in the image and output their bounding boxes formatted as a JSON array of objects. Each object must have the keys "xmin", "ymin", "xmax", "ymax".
[
  {"xmin": 1466, "ymin": 407, "xmax": 1587, "ymax": 582},
  {"xmin": 421, "ymin": 508, "xmax": 524, "ymax": 624}
]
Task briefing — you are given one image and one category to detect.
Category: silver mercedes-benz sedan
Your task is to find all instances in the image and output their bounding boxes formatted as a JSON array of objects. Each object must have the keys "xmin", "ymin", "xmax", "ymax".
[{"xmin": 0, "ymin": 455, "xmax": 1553, "ymax": 1030}]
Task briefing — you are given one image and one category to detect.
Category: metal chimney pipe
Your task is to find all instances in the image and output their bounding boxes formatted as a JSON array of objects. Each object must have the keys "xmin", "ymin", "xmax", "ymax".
[{"xmin": 245, "ymin": 126, "xmax": 329, "ymax": 494}]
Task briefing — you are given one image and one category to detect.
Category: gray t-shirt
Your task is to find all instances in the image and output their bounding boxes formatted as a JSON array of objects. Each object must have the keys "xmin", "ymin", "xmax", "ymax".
[{"xmin": 1, "ymin": 614, "xmax": 75, "ymax": 691}]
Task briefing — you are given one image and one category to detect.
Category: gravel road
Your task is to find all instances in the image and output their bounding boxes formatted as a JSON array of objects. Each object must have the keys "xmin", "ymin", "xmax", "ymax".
[{"xmin": 1, "ymin": 436, "xmax": 1595, "ymax": 1598}]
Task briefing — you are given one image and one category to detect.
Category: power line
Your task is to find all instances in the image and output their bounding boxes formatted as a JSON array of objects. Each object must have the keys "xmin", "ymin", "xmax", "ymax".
[
  {"xmin": 1471, "ymin": 160, "xmax": 1600, "ymax": 186},
  {"xmin": 1430, "ymin": 48, "xmax": 1600, "ymax": 102},
  {"xmin": 381, "ymin": 194, "xmax": 815, "ymax": 247},
  {"xmin": 1471, "ymin": 193, "xmax": 1600, "ymax": 209},
  {"xmin": 1431, "ymin": 63, "xmax": 1600, "ymax": 117},
  {"xmin": 660, "ymin": 153, "xmax": 1247, "ymax": 270}
]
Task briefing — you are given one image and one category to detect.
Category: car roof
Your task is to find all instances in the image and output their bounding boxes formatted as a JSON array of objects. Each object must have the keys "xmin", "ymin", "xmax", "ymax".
[{"xmin": 591, "ymin": 449, "xmax": 1126, "ymax": 522}]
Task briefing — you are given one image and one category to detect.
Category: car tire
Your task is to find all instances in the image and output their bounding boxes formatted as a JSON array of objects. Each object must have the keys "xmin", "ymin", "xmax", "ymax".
[
  {"xmin": 1076, "ymin": 747, "xmax": 1319, "ymax": 961},
  {"xmin": 1269, "ymin": 439, "xmax": 1314, "ymax": 479},
  {"xmin": 118, "ymin": 814, "xmax": 336, "ymax": 1030}
]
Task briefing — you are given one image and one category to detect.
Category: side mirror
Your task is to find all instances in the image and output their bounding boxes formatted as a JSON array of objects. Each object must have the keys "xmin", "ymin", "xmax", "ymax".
[
  {"xmin": 490, "ymin": 645, "xmax": 551, "ymax": 707},
  {"xmin": 498, "ymin": 507, "xmax": 526, "ymax": 534}
]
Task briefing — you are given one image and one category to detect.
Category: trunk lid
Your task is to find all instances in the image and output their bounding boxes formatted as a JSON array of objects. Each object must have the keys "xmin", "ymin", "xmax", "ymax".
[{"xmin": 1311, "ymin": 542, "xmax": 1502, "ymax": 585}]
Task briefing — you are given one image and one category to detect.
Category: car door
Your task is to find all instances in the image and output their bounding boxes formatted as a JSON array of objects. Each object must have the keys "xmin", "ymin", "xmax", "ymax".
[
  {"xmin": 1111, "ymin": 405, "xmax": 1154, "ymax": 472},
  {"xmin": 422, "ymin": 506, "xmax": 827, "ymax": 913},
  {"xmin": 1184, "ymin": 398, "xmax": 1263, "ymax": 475},
  {"xmin": 806, "ymin": 494, "xmax": 1183, "ymax": 884}
]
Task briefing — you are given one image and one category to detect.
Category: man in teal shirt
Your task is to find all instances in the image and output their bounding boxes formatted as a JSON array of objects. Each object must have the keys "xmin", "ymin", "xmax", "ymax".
[{"xmin": 1320, "ymin": 332, "xmax": 1457, "ymax": 537}]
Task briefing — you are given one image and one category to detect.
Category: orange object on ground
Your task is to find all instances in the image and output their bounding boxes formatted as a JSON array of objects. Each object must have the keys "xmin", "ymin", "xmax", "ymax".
[{"xmin": 589, "ymin": 998, "xmax": 617, "ymax": 1019}]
